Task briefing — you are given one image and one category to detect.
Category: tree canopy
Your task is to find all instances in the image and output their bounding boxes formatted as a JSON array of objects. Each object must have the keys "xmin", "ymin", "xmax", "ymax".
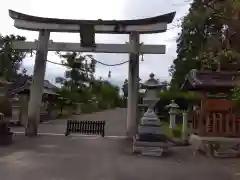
[
  {"xmin": 170, "ymin": 0, "xmax": 240, "ymax": 89},
  {"xmin": 0, "ymin": 33, "xmax": 122, "ymax": 113},
  {"xmin": 0, "ymin": 34, "xmax": 28, "ymax": 81},
  {"xmin": 55, "ymin": 52, "xmax": 122, "ymax": 110}
]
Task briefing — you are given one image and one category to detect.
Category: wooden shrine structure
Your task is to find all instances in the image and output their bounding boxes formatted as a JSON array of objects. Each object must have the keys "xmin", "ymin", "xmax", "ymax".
[
  {"xmin": 182, "ymin": 69, "xmax": 240, "ymax": 157},
  {"xmin": 9, "ymin": 76, "xmax": 58, "ymax": 125},
  {"xmin": 8, "ymin": 9, "xmax": 175, "ymax": 137},
  {"xmin": 11, "ymin": 77, "xmax": 58, "ymax": 102},
  {"xmin": 182, "ymin": 69, "xmax": 240, "ymax": 137}
]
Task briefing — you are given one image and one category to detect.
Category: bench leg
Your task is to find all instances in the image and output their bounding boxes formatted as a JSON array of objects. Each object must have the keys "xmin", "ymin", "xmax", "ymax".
[
  {"xmin": 65, "ymin": 131, "xmax": 70, "ymax": 136},
  {"xmin": 101, "ymin": 132, "xmax": 105, "ymax": 137}
]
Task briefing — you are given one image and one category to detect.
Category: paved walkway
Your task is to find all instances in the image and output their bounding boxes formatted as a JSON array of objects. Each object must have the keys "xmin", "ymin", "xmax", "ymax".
[
  {"xmin": 11, "ymin": 108, "xmax": 127, "ymax": 136},
  {"xmin": 1, "ymin": 135, "xmax": 240, "ymax": 180},
  {"xmin": 2, "ymin": 108, "xmax": 240, "ymax": 180}
]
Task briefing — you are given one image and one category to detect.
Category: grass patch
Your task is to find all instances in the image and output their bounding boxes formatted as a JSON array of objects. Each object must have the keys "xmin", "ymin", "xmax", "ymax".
[{"xmin": 162, "ymin": 121, "xmax": 182, "ymax": 138}]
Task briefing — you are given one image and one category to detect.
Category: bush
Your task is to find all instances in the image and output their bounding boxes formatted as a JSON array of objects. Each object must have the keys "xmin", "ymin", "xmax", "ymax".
[
  {"xmin": 81, "ymin": 103, "xmax": 99, "ymax": 114},
  {"xmin": 172, "ymin": 128, "xmax": 182, "ymax": 138},
  {"xmin": 154, "ymin": 90, "xmax": 200, "ymax": 121}
]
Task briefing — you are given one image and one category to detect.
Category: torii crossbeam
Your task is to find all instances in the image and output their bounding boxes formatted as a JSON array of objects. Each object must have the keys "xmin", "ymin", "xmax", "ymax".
[{"xmin": 9, "ymin": 10, "xmax": 175, "ymax": 137}]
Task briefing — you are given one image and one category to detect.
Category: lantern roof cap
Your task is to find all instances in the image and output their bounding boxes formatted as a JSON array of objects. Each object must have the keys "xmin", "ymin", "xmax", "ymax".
[
  {"xmin": 166, "ymin": 100, "xmax": 179, "ymax": 108},
  {"xmin": 141, "ymin": 73, "xmax": 163, "ymax": 88}
]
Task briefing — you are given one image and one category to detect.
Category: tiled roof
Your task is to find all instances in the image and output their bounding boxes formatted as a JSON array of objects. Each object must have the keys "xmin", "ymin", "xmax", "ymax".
[
  {"xmin": 11, "ymin": 76, "xmax": 58, "ymax": 95},
  {"xmin": 181, "ymin": 69, "xmax": 240, "ymax": 91}
]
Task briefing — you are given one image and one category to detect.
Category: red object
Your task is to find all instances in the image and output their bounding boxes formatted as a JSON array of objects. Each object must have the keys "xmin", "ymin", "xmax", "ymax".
[{"xmin": 192, "ymin": 99, "xmax": 240, "ymax": 137}]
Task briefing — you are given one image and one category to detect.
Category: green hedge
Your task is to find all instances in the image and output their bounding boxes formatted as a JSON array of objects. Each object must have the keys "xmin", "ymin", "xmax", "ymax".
[
  {"xmin": 158, "ymin": 91, "xmax": 200, "ymax": 101},
  {"xmin": 80, "ymin": 103, "xmax": 99, "ymax": 114}
]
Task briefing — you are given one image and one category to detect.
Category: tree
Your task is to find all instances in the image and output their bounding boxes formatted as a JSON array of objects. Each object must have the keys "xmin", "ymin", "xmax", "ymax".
[
  {"xmin": 55, "ymin": 52, "xmax": 122, "ymax": 110},
  {"xmin": 122, "ymin": 79, "xmax": 128, "ymax": 99},
  {"xmin": 161, "ymin": 80, "xmax": 170, "ymax": 91},
  {"xmin": 0, "ymin": 34, "xmax": 27, "ymax": 81},
  {"xmin": 170, "ymin": 0, "xmax": 240, "ymax": 89},
  {"xmin": 91, "ymin": 80, "xmax": 121, "ymax": 109},
  {"xmin": 55, "ymin": 52, "xmax": 96, "ymax": 104},
  {"xmin": 54, "ymin": 87, "xmax": 70, "ymax": 115},
  {"xmin": 0, "ymin": 34, "xmax": 28, "ymax": 118},
  {"xmin": 121, "ymin": 77, "xmax": 141, "ymax": 99}
]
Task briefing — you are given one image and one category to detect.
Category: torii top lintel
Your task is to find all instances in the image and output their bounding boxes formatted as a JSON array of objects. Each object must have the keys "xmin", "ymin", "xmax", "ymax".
[{"xmin": 9, "ymin": 10, "xmax": 175, "ymax": 34}]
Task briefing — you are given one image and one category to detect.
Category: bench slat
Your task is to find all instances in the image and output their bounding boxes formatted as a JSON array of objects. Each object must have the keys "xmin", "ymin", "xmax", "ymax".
[{"xmin": 65, "ymin": 120, "xmax": 105, "ymax": 137}]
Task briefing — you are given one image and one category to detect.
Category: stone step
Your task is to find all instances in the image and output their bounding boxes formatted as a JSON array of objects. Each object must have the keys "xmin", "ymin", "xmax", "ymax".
[
  {"xmin": 134, "ymin": 140, "xmax": 169, "ymax": 148},
  {"xmin": 141, "ymin": 148, "xmax": 163, "ymax": 157},
  {"xmin": 214, "ymin": 149, "xmax": 240, "ymax": 158},
  {"xmin": 133, "ymin": 145, "xmax": 165, "ymax": 156}
]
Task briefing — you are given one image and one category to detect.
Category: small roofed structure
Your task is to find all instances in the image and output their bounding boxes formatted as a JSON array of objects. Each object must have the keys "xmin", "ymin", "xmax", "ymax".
[
  {"xmin": 10, "ymin": 77, "xmax": 58, "ymax": 124},
  {"xmin": 182, "ymin": 69, "xmax": 240, "ymax": 137},
  {"xmin": 182, "ymin": 69, "xmax": 240, "ymax": 93},
  {"xmin": 11, "ymin": 76, "xmax": 58, "ymax": 100}
]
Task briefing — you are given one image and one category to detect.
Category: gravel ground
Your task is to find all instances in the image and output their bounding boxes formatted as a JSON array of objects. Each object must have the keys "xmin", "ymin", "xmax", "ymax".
[
  {"xmin": 1, "ymin": 134, "xmax": 240, "ymax": 180},
  {"xmin": 1, "ymin": 108, "xmax": 240, "ymax": 180}
]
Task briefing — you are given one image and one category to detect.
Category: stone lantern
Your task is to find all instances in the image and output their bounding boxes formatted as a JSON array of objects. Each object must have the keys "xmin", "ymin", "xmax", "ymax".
[
  {"xmin": 140, "ymin": 73, "xmax": 162, "ymax": 126},
  {"xmin": 0, "ymin": 77, "xmax": 13, "ymax": 146},
  {"xmin": 166, "ymin": 100, "xmax": 179, "ymax": 129},
  {"xmin": 133, "ymin": 73, "xmax": 169, "ymax": 156}
]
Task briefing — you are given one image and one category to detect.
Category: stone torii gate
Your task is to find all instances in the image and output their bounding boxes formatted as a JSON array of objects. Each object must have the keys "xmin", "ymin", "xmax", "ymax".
[{"xmin": 8, "ymin": 10, "xmax": 175, "ymax": 137}]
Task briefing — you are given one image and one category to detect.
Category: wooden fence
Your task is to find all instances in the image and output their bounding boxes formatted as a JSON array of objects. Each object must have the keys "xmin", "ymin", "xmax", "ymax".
[{"xmin": 192, "ymin": 111, "xmax": 240, "ymax": 137}]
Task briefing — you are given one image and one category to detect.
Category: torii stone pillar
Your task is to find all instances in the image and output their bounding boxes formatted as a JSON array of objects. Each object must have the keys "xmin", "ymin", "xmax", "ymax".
[
  {"xmin": 25, "ymin": 30, "xmax": 50, "ymax": 136},
  {"xmin": 126, "ymin": 32, "xmax": 140, "ymax": 138}
]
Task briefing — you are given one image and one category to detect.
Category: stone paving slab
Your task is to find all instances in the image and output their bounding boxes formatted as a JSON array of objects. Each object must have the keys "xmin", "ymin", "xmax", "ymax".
[{"xmin": 1, "ymin": 134, "xmax": 240, "ymax": 180}]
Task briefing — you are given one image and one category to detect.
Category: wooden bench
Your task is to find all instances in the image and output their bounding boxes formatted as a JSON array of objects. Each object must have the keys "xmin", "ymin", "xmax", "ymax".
[{"xmin": 65, "ymin": 120, "xmax": 105, "ymax": 137}]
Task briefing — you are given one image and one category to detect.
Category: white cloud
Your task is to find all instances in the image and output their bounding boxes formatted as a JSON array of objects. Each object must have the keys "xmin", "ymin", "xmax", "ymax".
[{"xmin": 0, "ymin": 0, "xmax": 191, "ymax": 87}]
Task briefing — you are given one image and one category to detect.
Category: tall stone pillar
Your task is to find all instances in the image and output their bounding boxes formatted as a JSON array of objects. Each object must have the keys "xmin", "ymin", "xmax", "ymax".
[
  {"xmin": 19, "ymin": 94, "xmax": 29, "ymax": 127},
  {"xmin": 25, "ymin": 30, "xmax": 50, "ymax": 136},
  {"xmin": 182, "ymin": 112, "xmax": 188, "ymax": 143},
  {"xmin": 126, "ymin": 32, "xmax": 140, "ymax": 138}
]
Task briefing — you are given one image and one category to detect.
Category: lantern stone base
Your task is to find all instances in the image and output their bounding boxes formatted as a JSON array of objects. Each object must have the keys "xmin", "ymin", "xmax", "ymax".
[{"xmin": 133, "ymin": 135, "xmax": 170, "ymax": 156}]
